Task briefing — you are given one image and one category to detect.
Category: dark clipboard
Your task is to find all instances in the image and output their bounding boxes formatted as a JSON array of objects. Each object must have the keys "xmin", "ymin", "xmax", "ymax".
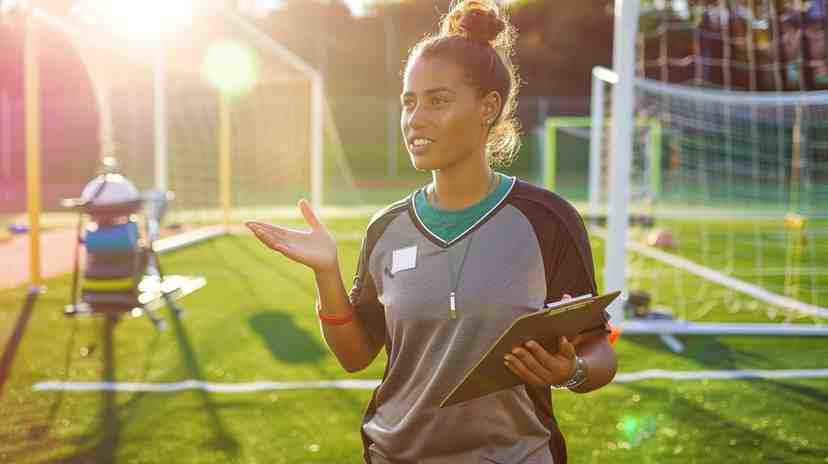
[{"xmin": 439, "ymin": 291, "xmax": 621, "ymax": 408}]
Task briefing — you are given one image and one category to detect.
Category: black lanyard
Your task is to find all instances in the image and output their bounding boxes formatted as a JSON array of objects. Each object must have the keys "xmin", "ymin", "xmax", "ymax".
[
  {"xmin": 447, "ymin": 234, "xmax": 474, "ymax": 319},
  {"xmin": 429, "ymin": 172, "xmax": 497, "ymax": 319}
]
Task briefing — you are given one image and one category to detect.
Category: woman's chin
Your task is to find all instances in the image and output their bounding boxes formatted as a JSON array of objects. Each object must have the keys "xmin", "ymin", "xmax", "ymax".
[{"xmin": 409, "ymin": 154, "xmax": 437, "ymax": 172}]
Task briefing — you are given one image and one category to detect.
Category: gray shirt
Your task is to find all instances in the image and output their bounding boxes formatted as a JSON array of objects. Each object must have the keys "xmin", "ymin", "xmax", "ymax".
[{"xmin": 349, "ymin": 179, "xmax": 609, "ymax": 464}]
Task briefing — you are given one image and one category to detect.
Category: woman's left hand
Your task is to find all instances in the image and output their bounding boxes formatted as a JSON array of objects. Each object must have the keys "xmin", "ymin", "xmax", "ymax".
[{"xmin": 504, "ymin": 336, "xmax": 577, "ymax": 387}]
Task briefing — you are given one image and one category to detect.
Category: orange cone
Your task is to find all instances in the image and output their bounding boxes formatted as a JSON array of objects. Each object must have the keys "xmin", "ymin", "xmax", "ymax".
[{"xmin": 608, "ymin": 323, "xmax": 622, "ymax": 346}]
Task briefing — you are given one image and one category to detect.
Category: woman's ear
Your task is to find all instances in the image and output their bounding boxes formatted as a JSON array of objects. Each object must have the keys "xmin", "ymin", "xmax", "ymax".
[{"xmin": 481, "ymin": 90, "xmax": 502, "ymax": 127}]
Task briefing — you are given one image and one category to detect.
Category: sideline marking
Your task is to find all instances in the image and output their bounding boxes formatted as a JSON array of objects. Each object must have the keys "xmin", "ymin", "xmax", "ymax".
[{"xmin": 32, "ymin": 369, "xmax": 828, "ymax": 392}]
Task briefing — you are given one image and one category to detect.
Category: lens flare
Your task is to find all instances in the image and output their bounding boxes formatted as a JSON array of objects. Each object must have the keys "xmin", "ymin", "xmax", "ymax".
[
  {"xmin": 622, "ymin": 416, "xmax": 640, "ymax": 437},
  {"xmin": 203, "ymin": 40, "xmax": 260, "ymax": 97},
  {"xmin": 619, "ymin": 414, "xmax": 657, "ymax": 447},
  {"xmin": 72, "ymin": 0, "xmax": 195, "ymax": 43}
]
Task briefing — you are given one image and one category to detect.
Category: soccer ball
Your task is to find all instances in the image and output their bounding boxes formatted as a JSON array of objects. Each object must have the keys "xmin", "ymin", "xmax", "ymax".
[{"xmin": 646, "ymin": 228, "xmax": 677, "ymax": 250}]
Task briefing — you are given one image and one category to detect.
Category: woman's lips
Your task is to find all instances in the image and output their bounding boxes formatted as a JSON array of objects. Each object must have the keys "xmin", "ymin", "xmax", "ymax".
[{"xmin": 409, "ymin": 138, "xmax": 434, "ymax": 156}]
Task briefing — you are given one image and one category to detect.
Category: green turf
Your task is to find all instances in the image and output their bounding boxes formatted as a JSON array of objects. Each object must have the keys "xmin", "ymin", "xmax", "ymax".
[
  {"xmin": 627, "ymin": 217, "xmax": 828, "ymax": 311},
  {"xmin": 1, "ymin": 218, "xmax": 827, "ymax": 463}
]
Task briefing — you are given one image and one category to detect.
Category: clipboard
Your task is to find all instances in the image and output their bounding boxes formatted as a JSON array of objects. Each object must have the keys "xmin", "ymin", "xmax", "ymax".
[{"xmin": 439, "ymin": 291, "xmax": 621, "ymax": 408}]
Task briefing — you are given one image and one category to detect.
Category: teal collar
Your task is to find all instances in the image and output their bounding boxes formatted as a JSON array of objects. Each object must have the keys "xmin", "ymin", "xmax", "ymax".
[{"xmin": 412, "ymin": 173, "xmax": 515, "ymax": 245}]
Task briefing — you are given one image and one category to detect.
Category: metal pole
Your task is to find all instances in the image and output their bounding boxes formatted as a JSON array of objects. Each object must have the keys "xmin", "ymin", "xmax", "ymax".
[
  {"xmin": 589, "ymin": 70, "xmax": 605, "ymax": 218},
  {"xmin": 386, "ymin": 97, "xmax": 399, "ymax": 177},
  {"xmin": 605, "ymin": 0, "xmax": 640, "ymax": 322},
  {"xmin": 1, "ymin": 90, "xmax": 11, "ymax": 197},
  {"xmin": 545, "ymin": 119, "xmax": 556, "ymax": 191},
  {"xmin": 24, "ymin": 5, "xmax": 43, "ymax": 292},
  {"xmin": 154, "ymin": 32, "xmax": 167, "ymax": 192},
  {"xmin": 385, "ymin": 13, "xmax": 399, "ymax": 177},
  {"xmin": 310, "ymin": 76, "xmax": 324, "ymax": 212},
  {"xmin": 649, "ymin": 118, "xmax": 662, "ymax": 199},
  {"xmin": 535, "ymin": 96, "xmax": 549, "ymax": 186},
  {"xmin": 219, "ymin": 93, "xmax": 232, "ymax": 230}
]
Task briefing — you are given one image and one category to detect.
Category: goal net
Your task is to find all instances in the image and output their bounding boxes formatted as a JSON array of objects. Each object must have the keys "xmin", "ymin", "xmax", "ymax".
[
  {"xmin": 31, "ymin": 2, "xmax": 370, "ymax": 234},
  {"xmin": 544, "ymin": 114, "xmax": 660, "ymax": 219},
  {"xmin": 591, "ymin": 66, "xmax": 828, "ymax": 332}
]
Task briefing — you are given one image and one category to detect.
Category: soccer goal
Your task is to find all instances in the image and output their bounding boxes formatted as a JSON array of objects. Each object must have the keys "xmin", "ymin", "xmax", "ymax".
[
  {"xmin": 31, "ymin": 2, "xmax": 371, "ymax": 238},
  {"xmin": 586, "ymin": 64, "xmax": 828, "ymax": 345},
  {"xmin": 544, "ymin": 113, "xmax": 661, "ymax": 222}
]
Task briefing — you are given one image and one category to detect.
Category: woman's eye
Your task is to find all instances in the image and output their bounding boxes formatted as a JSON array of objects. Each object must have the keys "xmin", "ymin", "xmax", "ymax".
[{"xmin": 431, "ymin": 97, "xmax": 447, "ymax": 105}]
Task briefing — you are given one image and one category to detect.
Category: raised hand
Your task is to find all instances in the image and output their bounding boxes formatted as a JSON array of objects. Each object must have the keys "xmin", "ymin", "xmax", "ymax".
[{"xmin": 245, "ymin": 199, "xmax": 338, "ymax": 273}]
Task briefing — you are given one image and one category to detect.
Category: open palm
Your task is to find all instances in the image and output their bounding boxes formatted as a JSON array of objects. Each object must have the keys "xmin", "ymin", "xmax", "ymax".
[{"xmin": 245, "ymin": 199, "xmax": 338, "ymax": 273}]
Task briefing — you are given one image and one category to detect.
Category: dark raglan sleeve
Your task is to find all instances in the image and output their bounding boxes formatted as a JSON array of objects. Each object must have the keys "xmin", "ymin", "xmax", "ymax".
[
  {"xmin": 513, "ymin": 183, "xmax": 611, "ymax": 337},
  {"xmin": 546, "ymin": 216, "xmax": 611, "ymax": 337},
  {"xmin": 348, "ymin": 230, "xmax": 387, "ymax": 348},
  {"xmin": 545, "ymin": 206, "xmax": 612, "ymax": 337}
]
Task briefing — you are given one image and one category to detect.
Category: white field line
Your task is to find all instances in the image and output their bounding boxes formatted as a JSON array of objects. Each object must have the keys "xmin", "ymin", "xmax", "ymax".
[
  {"xmin": 590, "ymin": 226, "xmax": 828, "ymax": 320},
  {"xmin": 32, "ymin": 379, "xmax": 381, "ymax": 393},
  {"xmin": 615, "ymin": 368, "xmax": 828, "ymax": 382},
  {"xmin": 31, "ymin": 369, "xmax": 828, "ymax": 392},
  {"xmin": 227, "ymin": 224, "xmax": 363, "ymax": 241}
]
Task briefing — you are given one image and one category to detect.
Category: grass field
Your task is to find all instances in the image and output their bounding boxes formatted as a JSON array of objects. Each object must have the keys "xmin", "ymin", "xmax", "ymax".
[
  {"xmin": 625, "ymin": 216, "xmax": 828, "ymax": 313},
  {"xmin": 1, "ymin": 216, "xmax": 827, "ymax": 463}
]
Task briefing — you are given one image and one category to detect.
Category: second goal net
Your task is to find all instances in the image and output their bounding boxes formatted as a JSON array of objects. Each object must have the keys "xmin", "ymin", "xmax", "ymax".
[{"xmin": 589, "ymin": 66, "xmax": 828, "ymax": 335}]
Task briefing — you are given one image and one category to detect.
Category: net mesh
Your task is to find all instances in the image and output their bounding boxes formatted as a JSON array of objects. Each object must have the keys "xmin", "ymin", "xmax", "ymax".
[
  {"xmin": 638, "ymin": 0, "xmax": 828, "ymax": 92},
  {"xmin": 596, "ymin": 75, "xmax": 828, "ymax": 321},
  {"xmin": 29, "ymin": 3, "xmax": 371, "ymax": 226}
]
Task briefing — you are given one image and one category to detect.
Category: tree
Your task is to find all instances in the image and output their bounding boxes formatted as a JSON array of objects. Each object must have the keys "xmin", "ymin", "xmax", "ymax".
[{"xmin": 509, "ymin": 0, "xmax": 613, "ymax": 96}]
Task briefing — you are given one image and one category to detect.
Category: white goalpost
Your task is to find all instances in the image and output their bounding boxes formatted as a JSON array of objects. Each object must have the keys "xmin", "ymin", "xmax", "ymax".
[
  {"xmin": 224, "ymin": 10, "xmax": 325, "ymax": 213},
  {"xmin": 605, "ymin": 0, "xmax": 639, "ymax": 324},
  {"xmin": 32, "ymin": 2, "xmax": 372, "ymax": 238},
  {"xmin": 599, "ymin": 0, "xmax": 828, "ymax": 349}
]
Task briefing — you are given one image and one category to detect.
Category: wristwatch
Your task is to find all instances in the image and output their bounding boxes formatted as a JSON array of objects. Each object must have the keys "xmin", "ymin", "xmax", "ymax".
[{"xmin": 552, "ymin": 355, "xmax": 588, "ymax": 390}]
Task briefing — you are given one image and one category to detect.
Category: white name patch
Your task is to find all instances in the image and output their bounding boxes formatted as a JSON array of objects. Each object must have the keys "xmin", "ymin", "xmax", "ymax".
[{"xmin": 391, "ymin": 246, "xmax": 418, "ymax": 274}]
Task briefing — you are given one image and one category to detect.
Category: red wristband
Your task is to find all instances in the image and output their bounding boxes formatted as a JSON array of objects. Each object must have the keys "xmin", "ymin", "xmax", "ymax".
[{"xmin": 318, "ymin": 309, "xmax": 354, "ymax": 326}]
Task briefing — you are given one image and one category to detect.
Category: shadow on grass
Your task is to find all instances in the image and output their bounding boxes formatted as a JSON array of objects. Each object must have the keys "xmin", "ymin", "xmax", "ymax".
[
  {"xmin": 27, "ymin": 318, "xmax": 83, "ymax": 439},
  {"xmin": 141, "ymin": 233, "xmax": 372, "ymax": 435},
  {"xmin": 620, "ymin": 382, "xmax": 828, "ymax": 461},
  {"xmin": 618, "ymin": 333, "xmax": 828, "ymax": 459},
  {"xmin": 623, "ymin": 334, "xmax": 777, "ymax": 370},
  {"xmin": 32, "ymin": 303, "xmax": 240, "ymax": 463},
  {"xmin": 37, "ymin": 316, "xmax": 120, "ymax": 464},
  {"xmin": 27, "ymin": 318, "xmax": 164, "ymax": 464},
  {"xmin": 249, "ymin": 311, "xmax": 327, "ymax": 364},
  {"xmin": 0, "ymin": 301, "xmax": 78, "ymax": 462},
  {"xmin": 223, "ymin": 234, "xmax": 374, "ymax": 412},
  {"xmin": 165, "ymin": 309, "xmax": 241, "ymax": 454},
  {"xmin": 221, "ymin": 234, "xmax": 341, "ymax": 365},
  {"xmin": 0, "ymin": 290, "xmax": 38, "ymax": 398},
  {"xmin": 753, "ymin": 377, "xmax": 828, "ymax": 415}
]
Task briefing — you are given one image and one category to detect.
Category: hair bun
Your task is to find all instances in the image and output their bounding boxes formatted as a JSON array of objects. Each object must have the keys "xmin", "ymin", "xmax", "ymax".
[{"xmin": 442, "ymin": 0, "xmax": 507, "ymax": 46}]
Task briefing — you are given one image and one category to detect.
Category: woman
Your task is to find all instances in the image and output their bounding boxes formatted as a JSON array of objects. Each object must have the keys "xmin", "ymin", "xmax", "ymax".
[{"xmin": 246, "ymin": 1, "xmax": 617, "ymax": 462}]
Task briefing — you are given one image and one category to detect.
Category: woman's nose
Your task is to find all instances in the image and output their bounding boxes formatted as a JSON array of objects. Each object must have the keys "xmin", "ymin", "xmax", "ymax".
[{"xmin": 405, "ymin": 106, "xmax": 426, "ymax": 130}]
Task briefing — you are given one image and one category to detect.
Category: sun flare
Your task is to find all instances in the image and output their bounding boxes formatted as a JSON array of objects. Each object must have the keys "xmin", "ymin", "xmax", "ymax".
[{"xmin": 71, "ymin": 0, "xmax": 195, "ymax": 42}]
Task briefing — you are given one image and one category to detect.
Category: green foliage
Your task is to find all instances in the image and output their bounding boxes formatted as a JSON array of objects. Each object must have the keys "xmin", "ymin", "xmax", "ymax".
[{"xmin": 257, "ymin": 0, "xmax": 613, "ymax": 97}]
